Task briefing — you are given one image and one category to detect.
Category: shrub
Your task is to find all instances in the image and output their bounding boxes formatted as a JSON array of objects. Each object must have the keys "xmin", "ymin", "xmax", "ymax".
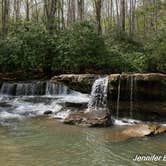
[
  {"xmin": 53, "ymin": 21, "xmax": 108, "ymax": 73},
  {"xmin": 146, "ymin": 29, "xmax": 166, "ymax": 73}
]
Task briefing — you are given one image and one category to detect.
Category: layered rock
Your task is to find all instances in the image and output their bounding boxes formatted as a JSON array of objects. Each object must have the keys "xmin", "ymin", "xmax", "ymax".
[
  {"xmin": 52, "ymin": 73, "xmax": 166, "ymax": 120},
  {"xmin": 108, "ymin": 73, "xmax": 166, "ymax": 101},
  {"xmin": 52, "ymin": 73, "xmax": 166, "ymax": 99},
  {"xmin": 108, "ymin": 73, "xmax": 166, "ymax": 120},
  {"xmin": 51, "ymin": 74, "xmax": 99, "ymax": 93}
]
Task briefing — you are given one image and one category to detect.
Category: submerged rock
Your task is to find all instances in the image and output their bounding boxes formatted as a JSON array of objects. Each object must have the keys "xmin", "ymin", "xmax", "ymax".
[
  {"xmin": 44, "ymin": 110, "xmax": 53, "ymax": 115},
  {"xmin": 63, "ymin": 110, "xmax": 112, "ymax": 127},
  {"xmin": 122, "ymin": 123, "xmax": 166, "ymax": 137},
  {"xmin": 104, "ymin": 124, "xmax": 166, "ymax": 142}
]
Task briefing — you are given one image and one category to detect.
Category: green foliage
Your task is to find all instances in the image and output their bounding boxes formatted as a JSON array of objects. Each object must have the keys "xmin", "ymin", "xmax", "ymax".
[
  {"xmin": 53, "ymin": 21, "xmax": 108, "ymax": 73},
  {"xmin": 0, "ymin": 22, "xmax": 108, "ymax": 74},
  {"xmin": 105, "ymin": 34, "xmax": 148, "ymax": 73},
  {"xmin": 0, "ymin": 23, "xmax": 57, "ymax": 73},
  {"xmin": 146, "ymin": 29, "xmax": 166, "ymax": 73},
  {"xmin": 0, "ymin": 21, "xmax": 165, "ymax": 75}
]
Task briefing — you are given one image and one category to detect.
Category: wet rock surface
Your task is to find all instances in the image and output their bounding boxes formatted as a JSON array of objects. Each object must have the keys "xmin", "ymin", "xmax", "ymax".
[
  {"xmin": 104, "ymin": 124, "xmax": 166, "ymax": 141},
  {"xmin": 63, "ymin": 110, "xmax": 112, "ymax": 127},
  {"xmin": 108, "ymin": 73, "xmax": 166, "ymax": 101},
  {"xmin": 51, "ymin": 74, "xmax": 99, "ymax": 93}
]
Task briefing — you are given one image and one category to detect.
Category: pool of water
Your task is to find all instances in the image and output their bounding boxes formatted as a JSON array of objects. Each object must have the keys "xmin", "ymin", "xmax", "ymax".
[{"xmin": 0, "ymin": 117, "xmax": 166, "ymax": 166}]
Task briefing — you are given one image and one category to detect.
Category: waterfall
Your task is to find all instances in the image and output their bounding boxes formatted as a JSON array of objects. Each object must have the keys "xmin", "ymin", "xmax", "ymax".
[
  {"xmin": 116, "ymin": 75, "xmax": 121, "ymax": 119},
  {"xmin": 115, "ymin": 74, "xmax": 136, "ymax": 119},
  {"xmin": 16, "ymin": 82, "xmax": 46, "ymax": 96},
  {"xmin": 87, "ymin": 76, "xmax": 108, "ymax": 111},
  {"xmin": 0, "ymin": 83, "xmax": 16, "ymax": 95},
  {"xmin": 45, "ymin": 82, "xmax": 68, "ymax": 96},
  {"xmin": 130, "ymin": 76, "xmax": 134, "ymax": 118},
  {"xmin": 0, "ymin": 82, "xmax": 70, "ymax": 96}
]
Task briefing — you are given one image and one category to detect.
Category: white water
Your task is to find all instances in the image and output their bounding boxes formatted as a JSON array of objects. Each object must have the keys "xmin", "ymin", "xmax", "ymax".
[
  {"xmin": 113, "ymin": 117, "xmax": 141, "ymax": 126},
  {"xmin": 0, "ymin": 81, "xmax": 71, "ymax": 96},
  {"xmin": 0, "ymin": 82, "xmax": 90, "ymax": 126},
  {"xmin": 87, "ymin": 76, "xmax": 108, "ymax": 111},
  {"xmin": 45, "ymin": 82, "xmax": 68, "ymax": 96}
]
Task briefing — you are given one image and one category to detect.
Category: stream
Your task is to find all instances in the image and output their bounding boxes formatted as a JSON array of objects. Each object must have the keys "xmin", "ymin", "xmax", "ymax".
[{"xmin": 0, "ymin": 81, "xmax": 166, "ymax": 166}]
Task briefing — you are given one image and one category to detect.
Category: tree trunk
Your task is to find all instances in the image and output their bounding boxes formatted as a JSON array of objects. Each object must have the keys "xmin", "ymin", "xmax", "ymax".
[
  {"xmin": 129, "ymin": 0, "xmax": 136, "ymax": 36},
  {"xmin": 120, "ymin": 0, "xmax": 125, "ymax": 32},
  {"xmin": 1, "ymin": 0, "xmax": 10, "ymax": 37},
  {"xmin": 34, "ymin": 0, "xmax": 39, "ymax": 22},
  {"xmin": 44, "ymin": 0, "xmax": 57, "ymax": 33},
  {"xmin": 94, "ymin": 0, "xmax": 102, "ymax": 34},
  {"xmin": 77, "ymin": 0, "xmax": 84, "ymax": 21},
  {"xmin": 26, "ymin": 0, "xmax": 30, "ymax": 21}
]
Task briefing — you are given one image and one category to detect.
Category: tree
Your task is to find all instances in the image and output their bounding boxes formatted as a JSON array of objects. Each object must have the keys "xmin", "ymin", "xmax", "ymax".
[
  {"xmin": 94, "ymin": 0, "xmax": 102, "ymax": 34},
  {"xmin": 25, "ymin": 0, "xmax": 30, "ymax": 21},
  {"xmin": 13, "ymin": 0, "xmax": 20, "ymax": 22},
  {"xmin": 1, "ymin": 0, "xmax": 10, "ymax": 37},
  {"xmin": 120, "ymin": 0, "xmax": 125, "ymax": 32},
  {"xmin": 77, "ymin": 0, "xmax": 84, "ymax": 21},
  {"xmin": 129, "ymin": 0, "xmax": 136, "ymax": 36},
  {"xmin": 44, "ymin": 0, "xmax": 58, "ymax": 33}
]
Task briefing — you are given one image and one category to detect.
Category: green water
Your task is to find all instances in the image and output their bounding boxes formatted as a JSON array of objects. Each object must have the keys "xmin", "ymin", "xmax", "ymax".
[{"xmin": 0, "ymin": 117, "xmax": 166, "ymax": 166}]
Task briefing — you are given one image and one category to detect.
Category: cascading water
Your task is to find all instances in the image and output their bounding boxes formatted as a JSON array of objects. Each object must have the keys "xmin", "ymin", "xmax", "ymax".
[
  {"xmin": 116, "ymin": 75, "xmax": 121, "ymax": 119},
  {"xmin": 0, "ymin": 81, "xmax": 89, "ymax": 126},
  {"xmin": 130, "ymin": 76, "xmax": 134, "ymax": 118},
  {"xmin": 87, "ymin": 76, "xmax": 108, "ymax": 111},
  {"xmin": 16, "ymin": 82, "xmax": 46, "ymax": 96},
  {"xmin": 0, "ymin": 81, "xmax": 70, "ymax": 96},
  {"xmin": 45, "ymin": 82, "xmax": 68, "ymax": 96},
  {"xmin": 0, "ymin": 83, "xmax": 16, "ymax": 95},
  {"xmin": 114, "ymin": 74, "xmax": 136, "ymax": 122}
]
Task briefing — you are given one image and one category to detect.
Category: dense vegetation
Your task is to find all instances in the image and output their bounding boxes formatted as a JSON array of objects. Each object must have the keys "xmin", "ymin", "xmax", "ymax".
[{"xmin": 0, "ymin": 0, "xmax": 165, "ymax": 77}]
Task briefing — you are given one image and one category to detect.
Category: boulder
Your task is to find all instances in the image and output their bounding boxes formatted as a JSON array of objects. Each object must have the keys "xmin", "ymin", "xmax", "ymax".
[
  {"xmin": 120, "ymin": 124, "xmax": 166, "ymax": 137},
  {"xmin": 104, "ymin": 124, "xmax": 166, "ymax": 142},
  {"xmin": 63, "ymin": 110, "xmax": 112, "ymax": 127}
]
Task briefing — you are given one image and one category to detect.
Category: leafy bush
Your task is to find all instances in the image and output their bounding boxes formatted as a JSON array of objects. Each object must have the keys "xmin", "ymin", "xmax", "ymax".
[
  {"xmin": 0, "ymin": 21, "xmax": 165, "ymax": 75},
  {"xmin": 54, "ymin": 21, "xmax": 108, "ymax": 73},
  {"xmin": 146, "ymin": 29, "xmax": 166, "ymax": 73},
  {"xmin": 105, "ymin": 35, "xmax": 147, "ymax": 73},
  {"xmin": 0, "ymin": 23, "xmax": 57, "ymax": 74}
]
